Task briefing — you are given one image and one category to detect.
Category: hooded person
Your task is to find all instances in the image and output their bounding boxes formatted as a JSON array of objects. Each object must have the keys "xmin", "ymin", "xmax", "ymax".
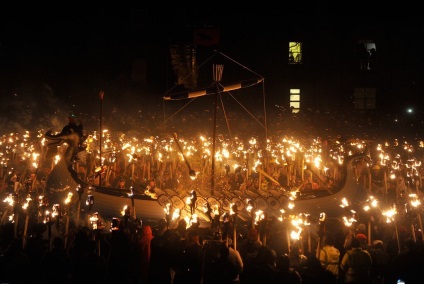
[
  {"xmin": 369, "ymin": 239, "xmax": 390, "ymax": 284},
  {"xmin": 288, "ymin": 243, "xmax": 308, "ymax": 270},
  {"xmin": 248, "ymin": 227, "xmax": 259, "ymax": 241},
  {"xmin": 137, "ymin": 225, "xmax": 153, "ymax": 283},
  {"xmin": 173, "ymin": 229, "xmax": 203, "ymax": 284},
  {"xmin": 319, "ymin": 233, "xmax": 341, "ymax": 279},
  {"xmin": 340, "ymin": 237, "xmax": 373, "ymax": 283},
  {"xmin": 237, "ymin": 228, "xmax": 262, "ymax": 267}
]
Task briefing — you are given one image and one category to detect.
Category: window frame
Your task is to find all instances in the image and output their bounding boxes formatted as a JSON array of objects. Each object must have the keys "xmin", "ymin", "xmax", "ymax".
[
  {"xmin": 356, "ymin": 40, "xmax": 376, "ymax": 70},
  {"xmin": 354, "ymin": 87, "xmax": 376, "ymax": 110},
  {"xmin": 289, "ymin": 42, "xmax": 302, "ymax": 64},
  {"xmin": 290, "ymin": 88, "xmax": 301, "ymax": 113}
]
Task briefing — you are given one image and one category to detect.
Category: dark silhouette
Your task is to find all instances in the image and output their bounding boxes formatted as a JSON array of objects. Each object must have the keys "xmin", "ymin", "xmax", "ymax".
[
  {"xmin": 189, "ymin": 190, "xmax": 197, "ymax": 215},
  {"xmin": 173, "ymin": 229, "xmax": 203, "ymax": 284},
  {"xmin": 390, "ymin": 238, "xmax": 422, "ymax": 284},
  {"xmin": 148, "ymin": 220, "xmax": 172, "ymax": 284},
  {"xmin": 275, "ymin": 253, "xmax": 302, "ymax": 284},
  {"xmin": 40, "ymin": 237, "xmax": 72, "ymax": 284},
  {"xmin": 299, "ymin": 252, "xmax": 337, "ymax": 284},
  {"xmin": 240, "ymin": 246, "xmax": 278, "ymax": 284},
  {"xmin": 369, "ymin": 48, "xmax": 377, "ymax": 70},
  {"xmin": 357, "ymin": 43, "xmax": 370, "ymax": 70},
  {"xmin": 369, "ymin": 240, "xmax": 389, "ymax": 284},
  {"xmin": 202, "ymin": 237, "xmax": 242, "ymax": 284},
  {"xmin": 0, "ymin": 238, "xmax": 31, "ymax": 283},
  {"xmin": 340, "ymin": 237, "xmax": 372, "ymax": 284}
]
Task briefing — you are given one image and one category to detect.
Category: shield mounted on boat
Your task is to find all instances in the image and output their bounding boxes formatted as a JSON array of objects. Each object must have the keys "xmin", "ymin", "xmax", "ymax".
[
  {"xmin": 219, "ymin": 197, "xmax": 232, "ymax": 211},
  {"xmin": 278, "ymin": 194, "xmax": 289, "ymax": 209},
  {"xmin": 170, "ymin": 195, "xmax": 185, "ymax": 210},
  {"xmin": 158, "ymin": 194, "xmax": 172, "ymax": 207},
  {"xmin": 195, "ymin": 196, "xmax": 208, "ymax": 210},
  {"xmin": 255, "ymin": 196, "xmax": 268, "ymax": 211},
  {"xmin": 231, "ymin": 197, "xmax": 245, "ymax": 211},
  {"xmin": 267, "ymin": 196, "xmax": 280, "ymax": 211},
  {"xmin": 207, "ymin": 196, "xmax": 221, "ymax": 211}
]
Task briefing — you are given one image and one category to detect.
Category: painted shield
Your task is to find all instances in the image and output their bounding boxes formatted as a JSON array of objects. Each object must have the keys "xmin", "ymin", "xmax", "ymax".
[
  {"xmin": 233, "ymin": 189, "xmax": 244, "ymax": 198},
  {"xmin": 170, "ymin": 195, "xmax": 185, "ymax": 210},
  {"xmin": 255, "ymin": 196, "xmax": 269, "ymax": 211},
  {"xmin": 231, "ymin": 197, "xmax": 245, "ymax": 211},
  {"xmin": 165, "ymin": 188, "xmax": 179, "ymax": 196},
  {"xmin": 244, "ymin": 197, "xmax": 257, "ymax": 211},
  {"xmin": 278, "ymin": 194, "xmax": 289, "ymax": 209},
  {"xmin": 157, "ymin": 194, "xmax": 171, "ymax": 207},
  {"xmin": 267, "ymin": 196, "xmax": 281, "ymax": 212},
  {"xmin": 219, "ymin": 197, "xmax": 232, "ymax": 211},
  {"xmin": 195, "ymin": 196, "xmax": 208, "ymax": 210},
  {"xmin": 207, "ymin": 196, "xmax": 221, "ymax": 211}
]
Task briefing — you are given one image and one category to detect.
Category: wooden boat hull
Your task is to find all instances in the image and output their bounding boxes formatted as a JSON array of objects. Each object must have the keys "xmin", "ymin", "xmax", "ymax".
[
  {"xmin": 42, "ymin": 121, "xmax": 369, "ymax": 225},
  {"xmin": 46, "ymin": 152, "xmax": 368, "ymax": 225}
]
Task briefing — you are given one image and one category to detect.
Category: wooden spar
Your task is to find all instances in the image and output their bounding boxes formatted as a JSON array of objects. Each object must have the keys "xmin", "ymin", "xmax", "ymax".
[
  {"xmin": 256, "ymin": 168, "xmax": 281, "ymax": 186},
  {"xmin": 163, "ymin": 78, "xmax": 263, "ymax": 101}
]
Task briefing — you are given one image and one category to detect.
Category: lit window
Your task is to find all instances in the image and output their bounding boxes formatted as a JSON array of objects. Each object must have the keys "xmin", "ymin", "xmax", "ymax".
[
  {"xmin": 290, "ymin": 89, "xmax": 300, "ymax": 113},
  {"xmin": 356, "ymin": 41, "xmax": 376, "ymax": 70},
  {"xmin": 354, "ymin": 88, "xmax": 375, "ymax": 110},
  {"xmin": 289, "ymin": 42, "xmax": 302, "ymax": 64}
]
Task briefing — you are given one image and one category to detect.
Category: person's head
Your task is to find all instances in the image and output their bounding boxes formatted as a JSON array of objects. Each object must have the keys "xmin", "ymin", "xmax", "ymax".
[
  {"xmin": 351, "ymin": 237, "xmax": 362, "ymax": 249},
  {"xmin": 355, "ymin": 233, "xmax": 367, "ymax": 246},
  {"xmin": 290, "ymin": 243, "xmax": 301, "ymax": 255},
  {"xmin": 187, "ymin": 228, "xmax": 200, "ymax": 245},
  {"xmin": 52, "ymin": 237, "xmax": 65, "ymax": 249},
  {"xmin": 248, "ymin": 228, "xmax": 259, "ymax": 241},
  {"xmin": 404, "ymin": 238, "xmax": 415, "ymax": 251},
  {"xmin": 213, "ymin": 230, "xmax": 222, "ymax": 241},
  {"xmin": 177, "ymin": 219, "xmax": 187, "ymax": 236},
  {"xmin": 158, "ymin": 218, "xmax": 167, "ymax": 231},
  {"xmin": 141, "ymin": 225, "xmax": 153, "ymax": 238},
  {"xmin": 256, "ymin": 246, "xmax": 276, "ymax": 266},
  {"xmin": 325, "ymin": 233, "xmax": 336, "ymax": 246},
  {"xmin": 356, "ymin": 223, "xmax": 366, "ymax": 235},
  {"xmin": 372, "ymin": 240, "xmax": 383, "ymax": 249},
  {"xmin": 304, "ymin": 252, "xmax": 321, "ymax": 268},
  {"xmin": 276, "ymin": 254, "xmax": 291, "ymax": 270}
]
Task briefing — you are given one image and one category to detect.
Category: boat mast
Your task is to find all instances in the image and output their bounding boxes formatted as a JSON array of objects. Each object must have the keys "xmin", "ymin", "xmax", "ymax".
[
  {"xmin": 211, "ymin": 64, "xmax": 223, "ymax": 196},
  {"xmin": 99, "ymin": 90, "xmax": 104, "ymax": 189}
]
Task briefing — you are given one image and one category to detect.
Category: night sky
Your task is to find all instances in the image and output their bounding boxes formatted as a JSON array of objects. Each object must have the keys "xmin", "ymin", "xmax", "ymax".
[{"xmin": 0, "ymin": 3, "xmax": 419, "ymax": 135}]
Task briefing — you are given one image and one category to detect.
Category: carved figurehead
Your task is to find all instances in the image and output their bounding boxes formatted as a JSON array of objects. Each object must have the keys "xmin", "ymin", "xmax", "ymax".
[
  {"xmin": 44, "ymin": 117, "xmax": 88, "ymax": 181},
  {"xmin": 44, "ymin": 117, "xmax": 140, "ymax": 199}
]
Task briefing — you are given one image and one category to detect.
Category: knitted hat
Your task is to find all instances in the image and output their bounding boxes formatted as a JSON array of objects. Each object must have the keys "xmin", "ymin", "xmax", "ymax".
[{"xmin": 355, "ymin": 233, "xmax": 367, "ymax": 242}]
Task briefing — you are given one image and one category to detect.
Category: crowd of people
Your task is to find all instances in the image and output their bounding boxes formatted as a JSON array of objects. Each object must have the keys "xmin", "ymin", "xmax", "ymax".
[
  {"xmin": 2, "ymin": 99, "xmax": 424, "ymax": 283},
  {"xmin": 1, "ymin": 206, "xmax": 424, "ymax": 284}
]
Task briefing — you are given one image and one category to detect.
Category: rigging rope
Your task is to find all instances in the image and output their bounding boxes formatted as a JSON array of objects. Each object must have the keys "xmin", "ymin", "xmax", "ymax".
[{"xmin": 159, "ymin": 50, "xmax": 267, "ymax": 139}]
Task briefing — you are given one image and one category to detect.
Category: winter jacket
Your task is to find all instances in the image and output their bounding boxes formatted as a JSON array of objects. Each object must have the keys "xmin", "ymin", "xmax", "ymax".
[{"xmin": 319, "ymin": 245, "xmax": 340, "ymax": 277}]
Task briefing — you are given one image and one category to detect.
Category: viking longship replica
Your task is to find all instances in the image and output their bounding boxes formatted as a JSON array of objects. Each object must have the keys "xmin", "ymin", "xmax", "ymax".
[{"xmin": 42, "ymin": 51, "xmax": 371, "ymax": 229}]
